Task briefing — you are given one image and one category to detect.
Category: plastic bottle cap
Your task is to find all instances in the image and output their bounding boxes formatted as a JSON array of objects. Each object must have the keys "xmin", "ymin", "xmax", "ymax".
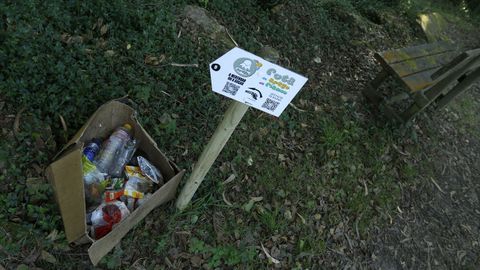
[{"xmin": 123, "ymin": 123, "xmax": 132, "ymax": 130}]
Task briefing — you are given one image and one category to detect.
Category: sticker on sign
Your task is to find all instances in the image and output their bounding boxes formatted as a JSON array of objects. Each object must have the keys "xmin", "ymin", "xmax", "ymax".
[{"xmin": 210, "ymin": 47, "xmax": 308, "ymax": 117}]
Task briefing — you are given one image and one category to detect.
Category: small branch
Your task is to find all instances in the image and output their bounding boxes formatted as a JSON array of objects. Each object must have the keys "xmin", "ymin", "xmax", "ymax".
[
  {"xmin": 58, "ymin": 114, "xmax": 68, "ymax": 132},
  {"xmin": 13, "ymin": 107, "xmax": 26, "ymax": 135},
  {"xmin": 289, "ymin": 103, "xmax": 307, "ymax": 112},
  {"xmin": 430, "ymin": 177, "xmax": 445, "ymax": 194},
  {"xmin": 169, "ymin": 63, "xmax": 199, "ymax": 68},
  {"xmin": 392, "ymin": 143, "xmax": 410, "ymax": 156},
  {"xmin": 361, "ymin": 179, "xmax": 368, "ymax": 196},
  {"xmin": 222, "ymin": 191, "xmax": 233, "ymax": 206},
  {"xmin": 225, "ymin": 27, "xmax": 238, "ymax": 47}
]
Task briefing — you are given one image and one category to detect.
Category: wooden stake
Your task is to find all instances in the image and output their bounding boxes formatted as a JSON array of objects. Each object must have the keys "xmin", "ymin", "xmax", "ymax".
[{"xmin": 176, "ymin": 101, "xmax": 249, "ymax": 210}]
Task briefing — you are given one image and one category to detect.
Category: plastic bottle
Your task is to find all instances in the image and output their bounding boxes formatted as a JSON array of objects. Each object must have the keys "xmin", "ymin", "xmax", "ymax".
[
  {"xmin": 110, "ymin": 139, "xmax": 139, "ymax": 177},
  {"xmin": 83, "ymin": 138, "xmax": 102, "ymax": 161},
  {"xmin": 95, "ymin": 124, "xmax": 132, "ymax": 174}
]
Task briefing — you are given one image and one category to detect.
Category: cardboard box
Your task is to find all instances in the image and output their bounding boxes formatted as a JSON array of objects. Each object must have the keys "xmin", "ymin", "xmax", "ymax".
[{"xmin": 46, "ymin": 99, "xmax": 185, "ymax": 265}]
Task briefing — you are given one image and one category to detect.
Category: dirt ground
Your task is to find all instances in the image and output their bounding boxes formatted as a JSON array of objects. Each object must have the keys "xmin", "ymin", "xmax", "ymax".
[{"xmin": 369, "ymin": 23, "xmax": 480, "ymax": 269}]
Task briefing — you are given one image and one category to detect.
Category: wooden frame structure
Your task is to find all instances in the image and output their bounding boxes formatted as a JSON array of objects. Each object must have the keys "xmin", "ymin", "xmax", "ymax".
[{"xmin": 363, "ymin": 41, "xmax": 480, "ymax": 122}]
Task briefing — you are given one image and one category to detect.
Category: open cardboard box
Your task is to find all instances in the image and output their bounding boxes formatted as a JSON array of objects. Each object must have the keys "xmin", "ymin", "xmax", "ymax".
[{"xmin": 45, "ymin": 99, "xmax": 185, "ymax": 265}]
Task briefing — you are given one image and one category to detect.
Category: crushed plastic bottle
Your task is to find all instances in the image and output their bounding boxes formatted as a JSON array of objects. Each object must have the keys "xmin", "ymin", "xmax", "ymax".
[
  {"xmin": 95, "ymin": 124, "xmax": 133, "ymax": 175},
  {"xmin": 110, "ymin": 139, "xmax": 139, "ymax": 177}
]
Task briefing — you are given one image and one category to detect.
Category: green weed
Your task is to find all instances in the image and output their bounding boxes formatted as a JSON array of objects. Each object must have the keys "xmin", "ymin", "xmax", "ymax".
[{"xmin": 189, "ymin": 237, "xmax": 256, "ymax": 268}]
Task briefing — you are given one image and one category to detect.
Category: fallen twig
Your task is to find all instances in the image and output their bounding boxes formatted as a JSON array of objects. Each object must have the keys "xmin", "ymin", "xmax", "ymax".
[
  {"xmin": 392, "ymin": 143, "xmax": 410, "ymax": 156},
  {"xmin": 222, "ymin": 191, "xmax": 232, "ymax": 206},
  {"xmin": 289, "ymin": 103, "xmax": 307, "ymax": 112},
  {"xmin": 169, "ymin": 63, "xmax": 199, "ymax": 68},
  {"xmin": 161, "ymin": 90, "xmax": 172, "ymax": 97},
  {"xmin": 430, "ymin": 177, "xmax": 445, "ymax": 194},
  {"xmin": 361, "ymin": 179, "xmax": 368, "ymax": 196},
  {"xmin": 59, "ymin": 114, "xmax": 67, "ymax": 132},
  {"xmin": 225, "ymin": 27, "xmax": 238, "ymax": 47},
  {"xmin": 296, "ymin": 213, "xmax": 306, "ymax": 224},
  {"xmin": 13, "ymin": 107, "xmax": 26, "ymax": 137}
]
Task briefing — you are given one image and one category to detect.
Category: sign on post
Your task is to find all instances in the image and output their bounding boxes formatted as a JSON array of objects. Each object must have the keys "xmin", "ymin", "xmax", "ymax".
[
  {"xmin": 176, "ymin": 47, "xmax": 308, "ymax": 210},
  {"xmin": 210, "ymin": 47, "xmax": 308, "ymax": 116}
]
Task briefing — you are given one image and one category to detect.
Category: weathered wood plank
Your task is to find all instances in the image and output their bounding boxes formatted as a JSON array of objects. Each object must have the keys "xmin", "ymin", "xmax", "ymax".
[
  {"xmin": 377, "ymin": 41, "xmax": 455, "ymax": 64},
  {"xmin": 436, "ymin": 67, "xmax": 480, "ymax": 109},
  {"xmin": 390, "ymin": 51, "xmax": 456, "ymax": 78},
  {"xmin": 431, "ymin": 49, "xmax": 480, "ymax": 80},
  {"xmin": 401, "ymin": 68, "xmax": 439, "ymax": 92}
]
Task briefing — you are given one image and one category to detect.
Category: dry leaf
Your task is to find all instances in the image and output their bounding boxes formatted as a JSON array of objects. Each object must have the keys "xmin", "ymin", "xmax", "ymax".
[
  {"xmin": 13, "ymin": 107, "xmax": 26, "ymax": 136},
  {"xmin": 100, "ymin": 24, "xmax": 108, "ymax": 36},
  {"xmin": 40, "ymin": 250, "xmax": 57, "ymax": 264},
  {"xmin": 261, "ymin": 243, "xmax": 280, "ymax": 264},
  {"xmin": 222, "ymin": 191, "xmax": 232, "ymax": 206},
  {"xmin": 46, "ymin": 229, "xmax": 59, "ymax": 242},
  {"xmin": 144, "ymin": 55, "xmax": 165, "ymax": 66},
  {"xmin": 95, "ymin": 18, "xmax": 104, "ymax": 30},
  {"xmin": 23, "ymin": 249, "xmax": 40, "ymax": 264},
  {"xmin": 297, "ymin": 213, "xmax": 306, "ymax": 224},
  {"xmin": 251, "ymin": 196, "xmax": 263, "ymax": 202},
  {"xmin": 242, "ymin": 197, "xmax": 263, "ymax": 212},
  {"xmin": 58, "ymin": 114, "xmax": 67, "ymax": 132},
  {"xmin": 60, "ymin": 33, "xmax": 84, "ymax": 44},
  {"xmin": 222, "ymin": 174, "xmax": 236, "ymax": 185},
  {"xmin": 190, "ymin": 256, "xmax": 203, "ymax": 268},
  {"xmin": 104, "ymin": 50, "xmax": 115, "ymax": 57}
]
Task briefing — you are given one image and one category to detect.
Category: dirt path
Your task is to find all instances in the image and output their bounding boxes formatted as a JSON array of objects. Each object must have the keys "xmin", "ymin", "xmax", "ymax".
[{"xmin": 369, "ymin": 19, "xmax": 480, "ymax": 269}]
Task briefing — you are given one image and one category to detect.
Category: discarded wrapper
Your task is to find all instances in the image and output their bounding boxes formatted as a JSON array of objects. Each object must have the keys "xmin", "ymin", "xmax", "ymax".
[{"xmin": 138, "ymin": 156, "xmax": 164, "ymax": 184}]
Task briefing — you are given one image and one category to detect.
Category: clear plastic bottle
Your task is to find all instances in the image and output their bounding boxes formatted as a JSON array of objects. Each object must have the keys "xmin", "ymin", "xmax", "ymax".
[
  {"xmin": 95, "ymin": 124, "xmax": 132, "ymax": 174},
  {"xmin": 110, "ymin": 139, "xmax": 139, "ymax": 177}
]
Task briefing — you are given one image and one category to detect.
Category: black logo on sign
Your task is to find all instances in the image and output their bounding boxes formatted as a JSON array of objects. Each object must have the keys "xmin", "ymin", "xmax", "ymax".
[
  {"xmin": 245, "ymin": 88, "xmax": 263, "ymax": 100},
  {"xmin": 211, "ymin": 63, "xmax": 221, "ymax": 71}
]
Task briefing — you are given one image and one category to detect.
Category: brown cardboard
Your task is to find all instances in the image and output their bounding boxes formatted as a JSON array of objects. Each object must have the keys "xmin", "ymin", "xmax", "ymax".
[{"xmin": 46, "ymin": 99, "xmax": 184, "ymax": 265}]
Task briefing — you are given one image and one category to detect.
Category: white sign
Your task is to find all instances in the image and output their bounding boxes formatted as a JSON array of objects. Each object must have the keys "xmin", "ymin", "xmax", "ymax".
[{"xmin": 210, "ymin": 47, "xmax": 308, "ymax": 117}]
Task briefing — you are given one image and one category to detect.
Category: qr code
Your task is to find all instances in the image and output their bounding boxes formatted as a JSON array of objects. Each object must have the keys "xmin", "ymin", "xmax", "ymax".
[
  {"xmin": 222, "ymin": 82, "xmax": 240, "ymax": 96},
  {"xmin": 261, "ymin": 98, "xmax": 280, "ymax": 111}
]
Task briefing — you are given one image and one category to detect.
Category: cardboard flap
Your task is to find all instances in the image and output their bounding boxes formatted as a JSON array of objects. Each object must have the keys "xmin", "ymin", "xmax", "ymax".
[
  {"xmin": 46, "ymin": 145, "xmax": 86, "ymax": 242},
  {"xmin": 88, "ymin": 170, "xmax": 185, "ymax": 266},
  {"xmin": 58, "ymin": 100, "xmax": 176, "ymax": 179},
  {"xmin": 57, "ymin": 100, "xmax": 135, "ymax": 159}
]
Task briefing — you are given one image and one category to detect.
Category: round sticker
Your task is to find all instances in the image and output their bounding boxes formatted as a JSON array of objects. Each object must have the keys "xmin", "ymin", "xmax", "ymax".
[{"xmin": 233, "ymin": 58, "xmax": 260, "ymax": 77}]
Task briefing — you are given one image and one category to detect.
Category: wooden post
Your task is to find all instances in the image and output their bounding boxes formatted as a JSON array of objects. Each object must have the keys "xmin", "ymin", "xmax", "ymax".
[{"xmin": 176, "ymin": 101, "xmax": 249, "ymax": 210}]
